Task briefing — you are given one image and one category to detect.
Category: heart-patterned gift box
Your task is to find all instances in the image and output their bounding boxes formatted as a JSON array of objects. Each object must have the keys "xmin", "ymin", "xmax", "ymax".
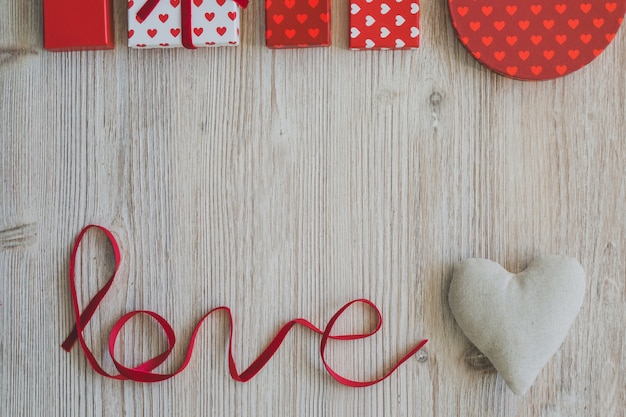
[
  {"xmin": 350, "ymin": 0, "xmax": 420, "ymax": 50},
  {"xmin": 128, "ymin": 0, "xmax": 245, "ymax": 49},
  {"xmin": 265, "ymin": 0, "xmax": 331, "ymax": 48},
  {"xmin": 448, "ymin": 0, "xmax": 626, "ymax": 79}
]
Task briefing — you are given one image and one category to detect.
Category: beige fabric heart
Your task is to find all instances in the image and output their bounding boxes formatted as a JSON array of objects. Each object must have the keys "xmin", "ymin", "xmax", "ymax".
[{"xmin": 448, "ymin": 256, "xmax": 585, "ymax": 395}]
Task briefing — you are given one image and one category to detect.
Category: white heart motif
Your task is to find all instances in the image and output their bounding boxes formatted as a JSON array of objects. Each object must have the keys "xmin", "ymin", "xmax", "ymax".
[
  {"xmin": 448, "ymin": 256, "xmax": 585, "ymax": 395},
  {"xmin": 395, "ymin": 15, "xmax": 405, "ymax": 26},
  {"xmin": 411, "ymin": 3, "xmax": 419, "ymax": 14},
  {"xmin": 365, "ymin": 15, "xmax": 376, "ymax": 26},
  {"xmin": 365, "ymin": 39, "xmax": 375, "ymax": 48},
  {"xmin": 380, "ymin": 27, "xmax": 390, "ymax": 38},
  {"xmin": 410, "ymin": 26, "xmax": 419, "ymax": 38},
  {"xmin": 350, "ymin": 27, "xmax": 361, "ymax": 38},
  {"xmin": 351, "ymin": 3, "xmax": 361, "ymax": 14},
  {"xmin": 395, "ymin": 39, "xmax": 405, "ymax": 48},
  {"xmin": 380, "ymin": 3, "xmax": 391, "ymax": 14}
]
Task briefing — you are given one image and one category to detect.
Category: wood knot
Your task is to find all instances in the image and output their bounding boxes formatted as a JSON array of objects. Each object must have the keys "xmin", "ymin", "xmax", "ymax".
[{"xmin": 0, "ymin": 223, "xmax": 37, "ymax": 249}]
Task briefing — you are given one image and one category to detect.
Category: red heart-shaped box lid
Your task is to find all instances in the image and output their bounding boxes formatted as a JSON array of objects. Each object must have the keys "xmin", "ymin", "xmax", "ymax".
[{"xmin": 448, "ymin": 1, "xmax": 626, "ymax": 80}]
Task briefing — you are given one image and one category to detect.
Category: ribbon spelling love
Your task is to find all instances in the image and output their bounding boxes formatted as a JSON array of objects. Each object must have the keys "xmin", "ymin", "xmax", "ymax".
[{"xmin": 62, "ymin": 225, "xmax": 428, "ymax": 385}]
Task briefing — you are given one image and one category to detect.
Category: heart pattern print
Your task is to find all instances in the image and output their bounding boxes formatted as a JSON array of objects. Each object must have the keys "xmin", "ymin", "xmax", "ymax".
[
  {"xmin": 448, "ymin": 0, "xmax": 626, "ymax": 79},
  {"xmin": 128, "ymin": 0, "xmax": 241, "ymax": 48},
  {"xmin": 265, "ymin": 0, "xmax": 331, "ymax": 48},
  {"xmin": 350, "ymin": 0, "xmax": 420, "ymax": 50}
]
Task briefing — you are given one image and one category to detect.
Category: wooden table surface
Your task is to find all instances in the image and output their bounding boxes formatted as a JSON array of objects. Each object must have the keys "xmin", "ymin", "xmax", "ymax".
[{"xmin": 1, "ymin": 1, "xmax": 625, "ymax": 416}]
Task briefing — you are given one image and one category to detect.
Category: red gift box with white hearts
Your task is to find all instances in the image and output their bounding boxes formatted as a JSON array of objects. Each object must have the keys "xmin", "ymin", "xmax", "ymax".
[
  {"xmin": 350, "ymin": 0, "xmax": 420, "ymax": 50},
  {"xmin": 265, "ymin": 0, "xmax": 331, "ymax": 48},
  {"xmin": 128, "ymin": 0, "xmax": 244, "ymax": 49}
]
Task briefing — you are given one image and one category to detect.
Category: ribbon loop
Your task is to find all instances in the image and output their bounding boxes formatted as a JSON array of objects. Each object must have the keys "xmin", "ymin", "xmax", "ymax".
[{"xmin": 63, "ymin": 225, "xmax": 428, "ymax": 386}]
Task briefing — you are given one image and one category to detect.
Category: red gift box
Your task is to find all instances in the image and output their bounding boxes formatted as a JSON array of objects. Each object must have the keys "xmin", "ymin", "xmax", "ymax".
[
  {"xmin": 448, "ymin": 0, "xmax": 626, "ymax": 80},
  {"xmin": 265, "ymin": 0, "xmax": 331, "ymax": 48},
  {"xmin": 350, "ymin": 0, "xmax": 420, "ymax": 50},
  {"xmin": 43, "ymin": 0, "xmax": 114, "ymax": 51}
]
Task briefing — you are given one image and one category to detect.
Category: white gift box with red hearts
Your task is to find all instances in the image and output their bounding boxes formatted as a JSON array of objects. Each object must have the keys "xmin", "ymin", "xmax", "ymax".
[{"xmin": 128, "ymin": 0, "xmax": 241, "ymax": 48}]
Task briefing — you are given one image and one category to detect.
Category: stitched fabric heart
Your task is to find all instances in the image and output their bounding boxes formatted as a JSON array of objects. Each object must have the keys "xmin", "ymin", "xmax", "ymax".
[{"xmin": 448, "ymin": 256, "xmax": 585, "ymax": 395}]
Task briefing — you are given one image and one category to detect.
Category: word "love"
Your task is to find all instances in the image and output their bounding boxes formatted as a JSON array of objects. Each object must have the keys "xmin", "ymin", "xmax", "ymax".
[{"xmin": 62, "ymin": 225, "xmax": 428, "ymax": 385}]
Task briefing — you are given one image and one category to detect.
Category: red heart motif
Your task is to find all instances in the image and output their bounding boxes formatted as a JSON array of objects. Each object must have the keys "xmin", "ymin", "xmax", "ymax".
[
  {"xmin": 136, "ymin": 44, "xmax": 147, "ymax": 47},
  {"xmin": 216, "ymin": 0, "xmax": 226, "ymax": 6},
  {"xmin": 448, "ymin": 0, "xmax": 626, "ymax": 79},
  {"xmin": 128, "ymin": 0, "xmax": 134, "ymax": 9},
  {"xmin": 296, "ymin": 14, "xmax": 308, "ymax": 24},
  {"xmin": 273, "ymin": 14, "xmax": 284, "ymax": 24},
  {"xmin": 193, "ymin": 27, "xmax": 204, "ymax": 36},
  {"xmin": 320, "ymin": 13, "xmax": 329, "ymax": 23},
  {"xmin": 228, "ymin": 11, "xmax": 237, "ymax": 20},
  {"xmin": 147, "ymin": 29, "xmax": 157, "ymax": 38},
  {"xmin": 216, "ymin": 26, "xmax": 227, "ymax": 36},
  {"xmin": 159, "ymin": 43, "xmax": 169, "ymax": 46},
  {"xmin": 193, "ymin": 0, "xmax": 203, "ymax": 6},
  {"xmin": 159, "ymin": 14, "xmax": 169, "ymax": 23},
  {"xmin": 266, "ymin": 29, "xmax": 273, "ymax": 38},
  {"xmin": 284, "ymin": 29, "xmax": 296, "ymax": 38},
  {"xmin": 205, "ymin": 12, "xmax": 215, "ymax": 21},
  {"xmin": 506, "ymin": 5, "xmax": 517, "ymax": 15},
  {"xmin": 170, "ymin": 0, "xmax": 180, "ymax": 6},
  {"xmin": 308, "ymin": 0, "xmax": 319, "ymax": 7},
  {"xmin": 128, "ymin": 29, "xmax": 134, "ymax": 38},
  {"xmin": 171, "ymin": 28, "xmax": 181, "ymax": 37},
  {"xmin": 308, "ymin": 28, "xmax": 319, "ymax": 38},
  {"xmin": 284, "ymin": 0, "xmax": 295, "ymax": 9},
  {"xmin": 265, "ymin": 0, "xmax": 272, "ymax": 9}
]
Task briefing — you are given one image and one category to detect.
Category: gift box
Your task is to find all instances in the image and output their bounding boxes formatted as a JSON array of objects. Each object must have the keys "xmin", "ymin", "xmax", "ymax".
[
  {"xmin": 265, "ymin": 0, "xmax": 331, "ymax": 48},
  {"xmin": 448, "ymin": 1, "xmax": 626, "ymax": 80},
  {"xmin": 350, "ymin": 0, "xmax": 420, "ymax": 50},
  {"xmin": 129, "ymin": 0, "xmax": 247, "ymax": 49},
  {"xmin": 43, "ymin": 0, "xmax": 114, "ymax": 51}
]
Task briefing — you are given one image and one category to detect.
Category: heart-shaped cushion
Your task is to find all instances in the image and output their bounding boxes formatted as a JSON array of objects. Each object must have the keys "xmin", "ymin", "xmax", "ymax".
[{"xmin": 448, "ymin": 256, "xmax": 585, "ymax": 395}]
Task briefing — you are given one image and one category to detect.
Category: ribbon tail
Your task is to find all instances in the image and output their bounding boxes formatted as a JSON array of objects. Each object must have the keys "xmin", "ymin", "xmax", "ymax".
[{"xmin": 136, "ymin": 0, "xmax": 162, "ymax": 22}]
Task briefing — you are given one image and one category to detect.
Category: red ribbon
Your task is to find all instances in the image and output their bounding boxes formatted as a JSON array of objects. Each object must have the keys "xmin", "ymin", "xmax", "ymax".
[
  {"xmin": 62, "ymin": 225, "xmax": 428, "ymax": 385},
  {"xmin": 136, "ymin": 0, "xmax": 249, "ymax": 49}
]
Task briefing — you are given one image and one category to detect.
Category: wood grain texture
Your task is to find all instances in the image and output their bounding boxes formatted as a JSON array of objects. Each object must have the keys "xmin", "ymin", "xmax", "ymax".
[{"xmin": 1, "ymin": 0, "xmax": 625, "ymax": 416}]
